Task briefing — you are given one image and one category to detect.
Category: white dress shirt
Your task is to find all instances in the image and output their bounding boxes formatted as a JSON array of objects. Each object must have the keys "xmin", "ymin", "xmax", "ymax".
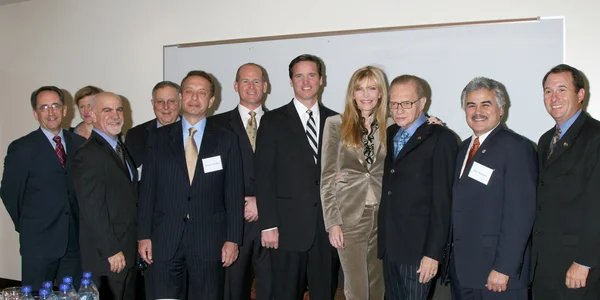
[{"xmin": 460, "ymin": 123, "xmax": 500, "ymax": 177}]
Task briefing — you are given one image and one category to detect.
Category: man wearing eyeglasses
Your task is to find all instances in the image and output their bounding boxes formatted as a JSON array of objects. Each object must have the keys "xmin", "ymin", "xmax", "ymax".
[
  {"xmin": 377, "ymin": 75, "xmax": 458, "ymax": 300},
  {"xmin": 1, "ymin": 86, "xmax": 86, "ymax": 290},
  {"xmin": 125, "ymin": 81, "xmax": 181, "ymax": 168}
]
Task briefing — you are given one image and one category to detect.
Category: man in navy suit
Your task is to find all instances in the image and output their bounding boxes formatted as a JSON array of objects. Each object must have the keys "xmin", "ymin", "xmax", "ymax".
[
  {"xmin": 1, "ymin": 86, "xmax": 85, "ymax": 289},
  {"xmin": 449, "ymin": 77, "xmax": 537, "ymax": 300},
  {"xmin": 210, "ymin": 63, "xmax": 272, "ymax": 300},
  {"xmin": 138, "ymin": 70, "xmax": 245, "ymax": 299}
]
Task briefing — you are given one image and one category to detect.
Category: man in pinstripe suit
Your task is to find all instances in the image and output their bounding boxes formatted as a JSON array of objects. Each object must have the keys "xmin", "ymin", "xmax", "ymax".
[{"xmin": 137, "ymin": 70, "xmax": 245, "ymax": 299}]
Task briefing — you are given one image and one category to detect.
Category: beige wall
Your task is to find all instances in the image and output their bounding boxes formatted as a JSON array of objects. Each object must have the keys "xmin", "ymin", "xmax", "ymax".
[{"xmin": 1, "ymin": 0, "xmax": 598, "ymax": 280}]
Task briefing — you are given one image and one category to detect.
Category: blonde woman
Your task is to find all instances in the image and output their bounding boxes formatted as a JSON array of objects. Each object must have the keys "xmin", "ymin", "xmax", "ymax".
[
  {"xmin": 320, "ymin": 66, "xmax": 389, "ymax": 300},
  {"xmin": 71, "ymin": 85, "xmax": 103, "ymax": 138}
]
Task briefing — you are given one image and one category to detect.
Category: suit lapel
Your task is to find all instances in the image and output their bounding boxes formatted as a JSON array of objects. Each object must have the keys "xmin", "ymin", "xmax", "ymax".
[
  {"xmin": 229, "ymin": 108, "xmax": 254, "ymax": 154},
  {"xmin": 285, "ymin": 101, "xmax": 315, "ymax": 166},
  {"xmin": 90, "ymin": 131, "xmax": 130, "ymax": 180},
  {"xmin": 168, "ymin": 121, "xmax": 189, "ymax": 177},
  {"xmin": 455, "ymin": 140, "xmax": 470, "ymax": 183},
  {"xmin": 195, "ymin": 121, "xmax": 219, "ymax": 183},
  {"xmin": 64, "ymin": 131, "xmax": 77, "ymax": 169},
  {"xmin": 545, "ymin": 112, "xmax": 587, "ymax": 168},
  {"xmin": 36, "ymin": 129, "xmax": 63, "ymax": 169},
  {"xmin": 459, "ymin": 125, "xmax": 503, "ymax": 179},
  {"xmin": 394, "ymin": 123, "xmax": 430, "ymax": 163}
]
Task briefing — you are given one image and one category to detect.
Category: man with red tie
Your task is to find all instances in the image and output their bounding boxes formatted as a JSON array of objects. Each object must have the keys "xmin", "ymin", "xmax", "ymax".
[{"xmin": 1, "ymin": 86, "xmax": 86, "ymax": 289}]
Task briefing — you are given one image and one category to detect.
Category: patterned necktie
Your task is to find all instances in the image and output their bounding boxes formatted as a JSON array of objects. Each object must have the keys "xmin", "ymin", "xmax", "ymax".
[
  {"xmin": 393, "ymin": 129, "xmax": 410, "ymax": 159},
  {"xmin": 306, "ymin": 110, "xmax": 318, "ymax": 164},
  {"xmin": 53, "ymin": 135, "xmax": 66, "ymax": 168},
  {"xmin": 115, "ymin": 142, "xmax": 126, "ymax": 167},
  {"xmin": 466, "ymin": 137, "xmax": 480, "ymax": 166},
  {"xmin": 246, "ymin": 111, "xmax": 257, "ymax": 152},
  {"xmin": 185, "ymin": 127, "xmax": 198, "ymax": 184},
  {"xmin": 548, "ymin": 126, "xmax": 561, "ymax": 160}
]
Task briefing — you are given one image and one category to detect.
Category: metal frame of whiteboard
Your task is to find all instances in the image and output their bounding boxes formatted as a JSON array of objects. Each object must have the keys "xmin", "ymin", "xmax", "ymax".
[{"xmin": 164, "ymin": 17, "xmax": 564, "ymax": 143}]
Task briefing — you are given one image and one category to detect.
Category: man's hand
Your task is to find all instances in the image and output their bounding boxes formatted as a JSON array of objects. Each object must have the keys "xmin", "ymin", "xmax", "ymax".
[
  {"xmin": 566, "ymin": 262, "xmax": 590, "ymax": 289},
  {"xmin": 138, "ymin": 239, "xmax": 153, "ymax": 265},
  {"xmin": 222, "ymin": 242, "xmax": 239, "ymax": 267},
  {"xmin": 416, "ymin": 256, "xmax": 439, "ymax": 283},
  {"xmin": 261, "ymin": 228, "xmax": 279, "ymax": 249},
  {"xmin": 107, "ymin": 251, "xmax": 126, "ymax": 273},
  {"xmin": 328, "ymin": 225, "xmax": 344, "ymax": 249},
  {"xmin": 485, "ymin": 270, "xmax": 509, "ymax": 292},
  {"xmin": 244, "ymin": 196, "xmax": 259, "ymax": 222}
]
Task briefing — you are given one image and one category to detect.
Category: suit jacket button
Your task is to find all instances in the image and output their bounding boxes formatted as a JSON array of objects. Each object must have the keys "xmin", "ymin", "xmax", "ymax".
[
  {"xmin": 540, "ymin": 181, "xmax": 544, "ymax": 186},
  {"xmin": 314, "ymin": 202, "xmax": 318, "ymax": 207},
  {"xmin": 390, "ymin": 169, "xmax": 395, "ymax": 174},
  {"xmin": 65, "ymin": 212, "xmax": 70, "ymax": 216},
  {"xmin": 365, "ymin": 173, "xmax": 370, "ymax": 177},
  {"xmin": 187, "ymin": 197, "xmax": 191, "ymax": 201},
  {"xmin": 537, "ymin": 205, "xmax": 542, "ymax": 211},
  {"xmin": 387, "ymin": 191, "xmax": 392, "ymax": 195},
  {"xmin": 315, "ymin": 180, "xmax": 320, "ymax": 186}
]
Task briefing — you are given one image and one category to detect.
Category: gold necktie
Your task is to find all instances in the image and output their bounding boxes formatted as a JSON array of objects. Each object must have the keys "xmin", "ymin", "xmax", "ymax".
[
  {"xmin": 185, "ymin": 127, "xmax": 198, "ymax": 184},
  {"xmin": 246, "ymin": 111, "xmax": 257, "ymax": 152}
]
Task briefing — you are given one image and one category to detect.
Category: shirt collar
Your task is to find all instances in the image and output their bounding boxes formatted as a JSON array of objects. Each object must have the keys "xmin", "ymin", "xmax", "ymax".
[
  {"xmin": 182, "ymin": 116, "xmax": 207, "ymax": 136},
  {"xmin": 403, "ymin": 113, "xmax": 427, "ymax": 137},
  {"xmin": 470, "ymin": 122, "xmax": 501, "ymax": 145},
  {"xmin": 93, "ymin": 128, "xmax": 119, "ymax": 149},
  {"xmin": 557, "ymin": 109, "xmax": 582, "ymax": 138},
  {"xmin": 293, "ymin": 98, "xmax": 319, "ymax": 118},
  {"xmin": 238, "ymin": 104, "xmax": 264, "ymax": 116},
  {"xmin": 40, "ymin": 127, "xmax": 64, "ymax": 142}
]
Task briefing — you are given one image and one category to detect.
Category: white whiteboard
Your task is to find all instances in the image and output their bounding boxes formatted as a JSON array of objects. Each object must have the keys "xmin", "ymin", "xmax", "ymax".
[{"xmin": 164, "ymin": 18, "xmax": 563, "ymax": 143}]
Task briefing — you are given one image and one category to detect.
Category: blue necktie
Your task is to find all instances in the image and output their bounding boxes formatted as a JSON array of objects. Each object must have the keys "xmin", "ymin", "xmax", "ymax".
[{"xmin": 393, "ymin": 129, "xmax": 410, "ymax": 158}]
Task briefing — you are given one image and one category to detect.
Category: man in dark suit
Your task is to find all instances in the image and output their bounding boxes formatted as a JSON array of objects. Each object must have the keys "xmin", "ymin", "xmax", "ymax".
[
  {"xmin": 138, "ymin": 70, "xmax": 245, "ymax": 299},
  {"xmin": 125, "ymin": 80, "xmax": 181, "ymax": 167},
  {"xmin": 255, "ymin": 54, "xmax": 338, "ymax": 299},
  {"xmin": 378, "ymin": 75, "xmax": 457, "ymax": 300},
  {"xmin": 448, "ymin": 77, "xmax": 537, "ymax": 300},
  {"xmin": 210, "ymin": 63, "xmax": 272, "ymax": 300},
  {"xmin": 532, "ymin": 64, "xmax": 600, "ymax": 299},
  {"xmin": 72, "ymin": 92, "xmax": 139, "ymax": 299},
  {"xmin": 1, "ymin": 86, "xmax": 85, "ymax": 290}
]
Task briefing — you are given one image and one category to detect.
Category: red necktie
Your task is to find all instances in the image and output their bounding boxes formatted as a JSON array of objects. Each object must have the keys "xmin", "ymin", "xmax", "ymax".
[
  {"xmin": 466, "ymin": 137, "xmax": 480, "ymax": 166},
  {"xmin": 53, "ymin": 135, "xmax": 66, "ymax": 168}
]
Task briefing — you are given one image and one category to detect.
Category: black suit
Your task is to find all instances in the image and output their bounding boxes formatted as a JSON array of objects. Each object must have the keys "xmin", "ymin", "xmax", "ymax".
[
  {"xmin": 448, "ymin": 125, "xmax": 537, "ymax": 300},
  {"xmin": 125, "ymin": 118, "xmax": 159, "ymax": 167},
  {"xmin": 378, "ymin": 122, "xmax": 457, "ymax": 300},
  {"xmin": 210, "ymin": 107, "xmax": 272, "ymax": 300},
  {"xmin": 1, "ymin": 128, "xmax": 85, "ymax": 289},
  {"xmin": 532, "ymin": 112, "xmax": 600, "ymax": 299},
  {"xmin": 72, "ymin": 131, "xmax": 138, "ymax": 300},
  {"xmin": 138, "ymin": 119, "xmax": 244, "ymax": 299},
  {"xmin": 255, "ymin": 100, "xmax": 338, "ymax": 300}
]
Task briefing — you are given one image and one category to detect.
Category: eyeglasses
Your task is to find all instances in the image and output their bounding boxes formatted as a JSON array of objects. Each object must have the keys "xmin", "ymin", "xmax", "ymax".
[
  {"xmin": 38, "ymin": 103, "xmax": 63, "ymax": 112},
  {"xmin": 389, "ymin": 98, "xmax": 421, "ymax": 110},
  {"xmin": 152, "ymin": 99, "xmax": 178, "ymax": 107}
]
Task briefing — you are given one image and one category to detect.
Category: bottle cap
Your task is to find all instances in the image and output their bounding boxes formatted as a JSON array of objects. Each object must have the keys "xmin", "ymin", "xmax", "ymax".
[
  {"xmin": 83, "ymin": 271, "xmax": 93, "ymax": 278},
  {"xmin": 59, "ymin": 283, "xmax": 70, "ymax": 291},
  {"xmin": 42, "ymin": 281, "xmax": 53, "ymax": 289},
  {"xmin": 39, "ymin": 288, "xmax": 50, "ymax": 296},
  {"xmin": 63, "ymin": 276, "xmax": 73, "ymax": 284},
  {"xmin": 81, "ymin": 278, "xmax": 91, "ymax": 285},
  {"xmin": 21, "ymin": 285, "xmax": 32, "ymax": 293}
]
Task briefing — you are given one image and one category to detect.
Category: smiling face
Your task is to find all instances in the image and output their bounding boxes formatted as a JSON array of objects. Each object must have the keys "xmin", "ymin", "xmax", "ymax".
[
  {"xmin": 180, "ymin": 75, "xmax": 215, "ymax": 120},
  {"xmin": 234, "ymin": 64, "xmax": 267, "ymax": 109},
  {"xmin": 353, "ymin": 76, "xmax": 380, "ymax": 116},
  {"xmin": 389, "ymin": 82, "xmax": 425, "ymax": 129},
  {"xmin": 91, "ymin": 93, "xmax": 124, "ymax": 139},
  {"xmin": 464, "ymin": 88, "xmax": 503, "ymax": 136},
  {"xmin": 152, "ymin": 86, "xmax": 180, "ymax": 126},
  {"xmin": 543, "ymin": 71, "xmax": 585, "ymax": 125},
  {"xmin": 33, "ymin": 90, "xmax": 66, "ymax": 135},
  {"xmin": 289, "ymin": 61, "xmax": 322, "ymax": 103}
]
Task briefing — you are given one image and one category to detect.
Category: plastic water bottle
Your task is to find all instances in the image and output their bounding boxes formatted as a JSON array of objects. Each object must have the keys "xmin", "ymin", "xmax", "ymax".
[
  {"xmin": 41, "ymin": 282, "xmax": 58, "ymax": 300},
  {"xmin": 61, "ymin": 277, "xmax": 77, "ymax": 299},
  {"xmin": 19, "ymin": 286, "xmax": 34, "ymax": 300},
  {"xmin": 81, "ymin": 272, "xmax": 98, "ymax": 297},
  {"xmin": 38, "ymin": 289, "xmax": 53, "ymax": 300},
  {"xmin": 77, "ymin": 279, "xmax": 97, "ymax": 300},
  {"xmin": 56, "ymin": 283, "xmax": 74, "ymax": 300}
]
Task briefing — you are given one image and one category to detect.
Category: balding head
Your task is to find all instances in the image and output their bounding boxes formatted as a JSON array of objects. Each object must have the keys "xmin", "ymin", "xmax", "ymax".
[{"xmin": 91, "ymin": 92, "xmax": 124, "ymax": 139}]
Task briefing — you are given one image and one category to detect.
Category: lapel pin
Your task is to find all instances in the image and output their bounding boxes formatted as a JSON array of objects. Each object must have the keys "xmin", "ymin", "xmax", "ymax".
[
  {"xmin": 482, "ymin": 149, "xmax": 487, "ymax": 154},
  {"xmin": 417, "ymin": 136, "xmax": 422, "ymax": 140},
  {"xmin": 563, "ymin": 142, "xmax": 569, "ymax": 147}
]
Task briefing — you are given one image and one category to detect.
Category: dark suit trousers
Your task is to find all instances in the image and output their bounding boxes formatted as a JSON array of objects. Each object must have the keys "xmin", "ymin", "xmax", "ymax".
[
  {"xmin": 269, "ymin": 222, "xmax": 337, "ymax": 300},
  {"xmin": 21, "ymin": 219, "xmax": 82, "ymax": 290},
  {"xmin": 147, "ymin": 220, "xmax": 225, "ymax": 300},
  {"xmin": 95, "ymin": 266, "xmax": 136, "ymax": 300},
  {"xmin": 383, "ymin": 258, "xmax": 431, "ymax": 300},
  {"xmin": 450, "ymin": 258, "xmax": 527, "ymax": 300},
  {"xmin": 225, "ymin": 229, "xmax": 271, "ymax": 300},
  {"xmin": 533, "ymin": 269, "xmax": 600, "ymax": 300}
]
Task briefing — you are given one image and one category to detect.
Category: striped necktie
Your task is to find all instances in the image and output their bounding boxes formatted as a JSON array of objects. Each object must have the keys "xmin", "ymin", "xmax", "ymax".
[{"xmin": 306, "ymin": 109, "xmax": 318, "ymax": 164}]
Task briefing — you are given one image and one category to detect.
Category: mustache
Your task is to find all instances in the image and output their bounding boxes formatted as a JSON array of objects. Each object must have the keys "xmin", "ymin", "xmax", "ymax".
[
  {"xmin": 107, "ymin": 120, "xmax": 122, "ymax": 125},
  {"xmin": 471, "ymin": 114, "xmax": 488, "ymax": 121}
]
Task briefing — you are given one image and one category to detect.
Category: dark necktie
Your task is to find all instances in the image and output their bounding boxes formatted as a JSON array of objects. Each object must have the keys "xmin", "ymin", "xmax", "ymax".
[
  {"xmin": 53, "ymin": 136, "xmax": 66, "ymax": 168},
  {"xmin": 115, "ymin": 142, "xmax": 126, "ymax": 167},
  {"xmin": 306, "ymin": 110, "xmax": 318, "ymax": 164},
  {"xmin": 466, "ymin": 137, "xmax": 480, "ymax": 166},
  {"xmin": 548, "ymin": 127, "xmax": 561, "ymax": 160}
]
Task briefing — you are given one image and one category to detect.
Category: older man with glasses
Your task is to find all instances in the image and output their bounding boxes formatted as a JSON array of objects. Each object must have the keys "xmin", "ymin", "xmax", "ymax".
[{"xmin": 1, "ymin": 86, "xmax": 86, "ymax": 290}]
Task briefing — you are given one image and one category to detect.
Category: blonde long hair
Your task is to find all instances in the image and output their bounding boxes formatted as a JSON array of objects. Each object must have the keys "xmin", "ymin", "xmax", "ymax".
[{"xmin": 341, "ymin": 66, "xmax": 388, "ymax": 148}]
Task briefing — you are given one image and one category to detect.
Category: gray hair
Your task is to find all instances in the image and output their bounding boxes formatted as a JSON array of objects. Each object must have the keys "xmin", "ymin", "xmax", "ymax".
[{"xmin": 460, "ymin": 77, "xmax": 507, "ymax": 109}]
